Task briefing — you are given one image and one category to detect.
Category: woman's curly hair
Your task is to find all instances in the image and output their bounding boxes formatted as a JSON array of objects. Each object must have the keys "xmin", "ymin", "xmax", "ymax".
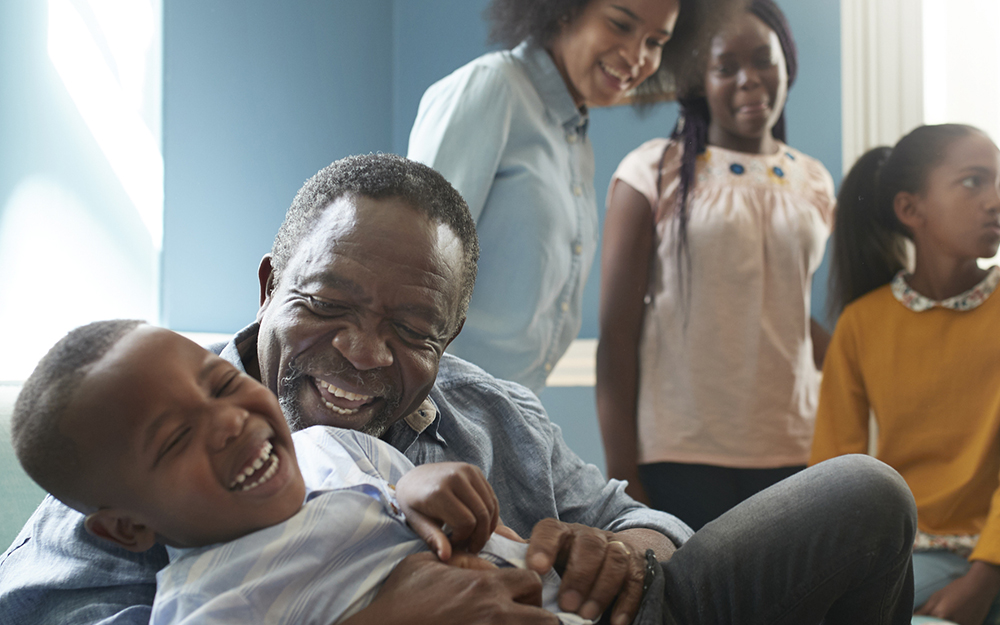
[{"xmin": 486, "ymin": 0, "xmax": 746, "ymax": 102}]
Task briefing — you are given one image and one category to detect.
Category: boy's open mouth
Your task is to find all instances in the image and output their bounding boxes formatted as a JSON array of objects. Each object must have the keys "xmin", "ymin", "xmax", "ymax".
[{"xmin": 229, "ymin": 440, "xmax": 279, "ymax": 491}]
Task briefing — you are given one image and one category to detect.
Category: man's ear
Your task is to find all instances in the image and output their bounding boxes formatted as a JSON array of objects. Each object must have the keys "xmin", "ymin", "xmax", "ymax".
[
  {"xmin": 84, "ymin": 509, "xmax": 158, "ymax": 553},
  {"xmin": 893, "ymin": 191, "xmax": 924, "ymax": 231},
  {"xmin": 258, "ymin": 254, "xmax": 276, "ymax": 310}
]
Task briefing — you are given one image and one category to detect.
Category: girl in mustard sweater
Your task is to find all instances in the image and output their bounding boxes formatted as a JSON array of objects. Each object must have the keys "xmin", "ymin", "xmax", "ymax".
[{"xmin": 810, "ymin": 124, "xmax": 1000, "ymax": 625}]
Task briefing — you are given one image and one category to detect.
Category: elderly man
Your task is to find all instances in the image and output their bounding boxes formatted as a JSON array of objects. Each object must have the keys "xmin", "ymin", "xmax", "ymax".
[{"xmin": 2, "ymin": 155, "xmax": 915, "ymax": 625}]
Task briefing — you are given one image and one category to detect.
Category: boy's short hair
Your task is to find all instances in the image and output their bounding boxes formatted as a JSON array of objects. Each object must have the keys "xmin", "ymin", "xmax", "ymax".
[{"xmin": 11, "ymin": 319, "xmax": 144, "ymax": 510}]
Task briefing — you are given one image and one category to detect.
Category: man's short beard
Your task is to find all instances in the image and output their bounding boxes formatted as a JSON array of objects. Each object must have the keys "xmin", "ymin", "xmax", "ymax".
[{"xmin": 277, "ymin": 355, "xmax": 401, "ymax": 437}]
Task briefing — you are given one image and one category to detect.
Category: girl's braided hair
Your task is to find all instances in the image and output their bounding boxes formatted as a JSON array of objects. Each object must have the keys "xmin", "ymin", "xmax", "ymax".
[{"xmin": 668, "ymin": 0, "xmax": 796, "ymax": 299}]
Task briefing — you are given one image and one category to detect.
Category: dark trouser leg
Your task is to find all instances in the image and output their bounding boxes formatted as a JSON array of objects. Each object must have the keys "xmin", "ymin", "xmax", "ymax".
[
  {"xmin": 640, "ymin": 462, "xmax": 806, "ymax": 531},
  {"xmin": 649, "ymin": 455, "xmax": 915, "ymax": 625}
]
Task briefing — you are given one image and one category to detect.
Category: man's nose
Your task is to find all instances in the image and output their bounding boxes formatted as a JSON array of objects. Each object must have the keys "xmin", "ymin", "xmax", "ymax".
[
  {"xmin": 208, "ymin": 404, "xmax": 249, "ymax": 450},
  {"xmin": 331, "ymin": 325, "xmax": 394, "ymax": 371}
]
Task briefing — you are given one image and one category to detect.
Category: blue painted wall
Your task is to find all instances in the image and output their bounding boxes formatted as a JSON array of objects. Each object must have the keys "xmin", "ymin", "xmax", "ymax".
[{"xmin": 162, "ymin": 0, "xmax": 395, "ymax": 332}]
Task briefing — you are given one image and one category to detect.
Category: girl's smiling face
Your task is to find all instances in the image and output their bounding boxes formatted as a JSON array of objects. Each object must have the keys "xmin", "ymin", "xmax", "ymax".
[
  {"xmin": 703, "ymin": 11, "xmax": 788, "ymax": 153},
  {"xmin": 901, "ymin": 131, "xmax": 1000, "ymax": 261},
  {"xmin": 547, "ymin": 0, "xmax": 680, "ymax": 108}
]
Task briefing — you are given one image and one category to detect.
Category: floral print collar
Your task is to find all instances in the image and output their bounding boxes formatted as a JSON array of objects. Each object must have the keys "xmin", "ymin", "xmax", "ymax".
[{"xmin": 891, "ymin": 265, "xmax": 1000, "ymax": 312}]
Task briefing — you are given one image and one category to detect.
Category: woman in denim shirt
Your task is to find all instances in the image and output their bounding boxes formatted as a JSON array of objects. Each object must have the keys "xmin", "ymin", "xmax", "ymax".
[{"xmin": 408, "ymin": 0, "xmax": 737, "ymax": 393}]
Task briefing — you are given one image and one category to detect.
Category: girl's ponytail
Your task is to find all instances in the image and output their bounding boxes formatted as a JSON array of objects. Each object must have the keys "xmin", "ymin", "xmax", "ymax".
[{"xmin": 828, "ymin": 147, "xmax": 908, "ymax": 317}]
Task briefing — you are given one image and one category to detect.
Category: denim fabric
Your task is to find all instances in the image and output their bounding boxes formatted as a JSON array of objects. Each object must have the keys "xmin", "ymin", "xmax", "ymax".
[
  {"xmin": 0, "ymin": 329, "xmax": 690, "ymax": 625},
  {"xmin": 0, "ymin": 495, "xmax": 167, "ymax": 625},
  {"xmin": 913, "ymin": 550, "xmax": 1000, "ymax": 624},
  {"xmin": 385, "ymin": 352, "xmax": 694, "ymax": 545},
  {"xmin": 408, "ymin": 41, "xmax": 597, "ymax": 393}
]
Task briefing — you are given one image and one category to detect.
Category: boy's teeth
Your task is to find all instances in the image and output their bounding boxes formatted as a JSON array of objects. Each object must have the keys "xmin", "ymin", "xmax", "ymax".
[
  {"xmin": 242, "ymin": 454, "xmax": 279, "ymax": 491},
  {"xmin": 317, "ymin": 379, "xmax": 372, "ymax": 402},
  {"xmin": 229, "ymin": 441, "xmax": 275, "ymax": 489}
]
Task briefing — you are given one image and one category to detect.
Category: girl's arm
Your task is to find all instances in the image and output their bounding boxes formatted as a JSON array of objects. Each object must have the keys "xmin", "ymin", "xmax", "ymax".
[
  {"xmin": 810, "ymin": 318, "xmax": 831, "ymax": 370},
  {"xmin": 809, "ymin": 310, "xmax": 871, "ymax": 464},
  {"xmin": 596, "ymin": 180, "xmax": 655, "ymax": 504}
]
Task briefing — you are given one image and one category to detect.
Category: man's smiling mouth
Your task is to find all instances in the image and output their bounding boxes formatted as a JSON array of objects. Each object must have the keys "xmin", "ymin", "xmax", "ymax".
[
  {"xmin": 315, "ymin": 378, "xmax": 375, "ymax": 415},
  {"xmin": 229, "ymin": 440, "xmax": 280, "ymax": 491}
]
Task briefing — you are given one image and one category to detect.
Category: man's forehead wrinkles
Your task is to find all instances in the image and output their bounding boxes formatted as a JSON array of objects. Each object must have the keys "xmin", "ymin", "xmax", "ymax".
[{"xmin": 294, "ymin": 269, "xmax": 367, "ymax": 298}]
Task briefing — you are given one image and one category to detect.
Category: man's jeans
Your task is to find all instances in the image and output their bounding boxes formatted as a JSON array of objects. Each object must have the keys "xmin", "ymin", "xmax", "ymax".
[{"xmin": 635, "ymin": 454, "xmax": 916, "ymax": 625}]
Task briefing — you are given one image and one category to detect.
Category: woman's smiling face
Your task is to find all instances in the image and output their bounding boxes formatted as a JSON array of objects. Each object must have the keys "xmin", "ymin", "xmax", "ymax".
[{"xmin": 547, "ymin": 0, "xmax": 680, "ymax": 108}]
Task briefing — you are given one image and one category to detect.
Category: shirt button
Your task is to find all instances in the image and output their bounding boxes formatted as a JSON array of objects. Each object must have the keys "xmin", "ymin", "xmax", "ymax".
[
  {"xmin": 567, "ymin": 133, "xmax": 578, "ymax": 144},
  {"xmin": 544, "ymin": 362, "xmax": 553, "ymax": 372},
  {"xmin": 572, "ymin": 185, "xmax": 583, "ymax": 197},
  {"xmin": 561, "ymin": 301, "xmax": 570, "ymax": 312},
  {"xmin": 573, "ymin": 243, "xmax": 582, "ymax": 255}
]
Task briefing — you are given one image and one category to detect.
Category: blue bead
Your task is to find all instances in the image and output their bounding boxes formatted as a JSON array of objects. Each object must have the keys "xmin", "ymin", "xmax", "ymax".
[
  {"xmin": 772, "ymin": 166, "xmax": 784, "ymax": 178},
  {"xmin": 729, "ymin": 163, "xmax": 745, "ymax": 175}
]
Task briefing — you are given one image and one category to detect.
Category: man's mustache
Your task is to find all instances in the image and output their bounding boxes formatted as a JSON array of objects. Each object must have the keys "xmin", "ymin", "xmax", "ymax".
[{"xmin": 279, "ymin": 352, "xmax": 395, "ymax": 400}]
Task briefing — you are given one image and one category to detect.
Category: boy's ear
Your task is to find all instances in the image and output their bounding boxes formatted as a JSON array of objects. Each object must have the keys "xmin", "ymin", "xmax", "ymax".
[
  {"xmin": 893, "ymin": 191, "xmax": 924, "ymax": 230},
  {"xmin": 84, "ymin": 509, "xmax": 158, "ymax": 553}
]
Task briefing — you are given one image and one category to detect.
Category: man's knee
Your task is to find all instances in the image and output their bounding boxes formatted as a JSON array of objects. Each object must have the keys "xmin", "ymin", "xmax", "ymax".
[{"xmin": 812, "ymin": 454, "xmax": 917, "ymax": 544}]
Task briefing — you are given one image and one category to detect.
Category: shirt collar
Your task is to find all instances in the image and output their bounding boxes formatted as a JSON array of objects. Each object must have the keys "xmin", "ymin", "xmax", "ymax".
[
  {"xmin": 403, "ymin": 397, "xmax": 438, "ymax": 433},
  {"xmin": 221, "ymin": 322, "xmax": 260, "ymax": 373},
  {"xmin": 891, "ymin": 265, "xmax": 1000, "ymax": 312},
  {"xmin": 512, "ymin": 40, "xmax": 588, "ymax": 136}
]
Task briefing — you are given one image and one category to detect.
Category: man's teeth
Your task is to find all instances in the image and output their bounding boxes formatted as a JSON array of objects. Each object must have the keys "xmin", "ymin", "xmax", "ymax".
[
  {"xmin": 323, "ymin": 399, "xmax": 360, "ymax": 415},
  {"xmin": 229, "ymin": 441, "xmax": 279, "ymax": 491},
  {"xmin": 317, "ymin": 379, "xmax": 372, "ymax": 402}
]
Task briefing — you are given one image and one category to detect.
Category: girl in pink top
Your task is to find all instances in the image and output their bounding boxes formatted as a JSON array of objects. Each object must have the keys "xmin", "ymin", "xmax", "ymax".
[{"xmin": 596, "ymin": 0, "xmax": 835, "ymax": 530}]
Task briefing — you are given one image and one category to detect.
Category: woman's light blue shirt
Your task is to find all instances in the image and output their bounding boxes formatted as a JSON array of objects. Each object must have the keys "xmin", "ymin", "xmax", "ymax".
[{"xmin": 408, "ymin": 41, "xmax": 597, "ymax": 393}]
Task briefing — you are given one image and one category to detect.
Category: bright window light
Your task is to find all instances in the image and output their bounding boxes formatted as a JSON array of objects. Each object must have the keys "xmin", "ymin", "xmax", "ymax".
[
  {"xmin": 47, "ymin": 0, "xmax": 163, "ymax": 248},
  {"xmin": 921, "ymin": 0, "xmax": 1000, "ymax": 268}
]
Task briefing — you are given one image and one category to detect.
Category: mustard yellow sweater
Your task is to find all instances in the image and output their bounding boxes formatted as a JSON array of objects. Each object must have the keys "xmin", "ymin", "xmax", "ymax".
[{"xmin": 810, "ymin": 283, "xmax": 1000, "ymax": 564}]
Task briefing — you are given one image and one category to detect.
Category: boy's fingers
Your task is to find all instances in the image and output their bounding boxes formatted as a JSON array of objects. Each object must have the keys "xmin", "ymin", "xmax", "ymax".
[{"xmin": 406, "ymin": 511, "xmax": 452, "ymax": 561}]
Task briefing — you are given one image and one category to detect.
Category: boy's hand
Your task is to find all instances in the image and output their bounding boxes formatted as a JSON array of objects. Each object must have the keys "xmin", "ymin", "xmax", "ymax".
[{"xmin": 396, "ymin": 462, "xmax": 499, "ymax": 561}]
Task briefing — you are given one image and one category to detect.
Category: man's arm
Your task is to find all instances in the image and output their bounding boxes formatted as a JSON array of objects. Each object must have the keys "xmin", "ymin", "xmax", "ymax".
[
  {"xmin": 0, "ymin": 495, "xmax": 165, "ymax": 625},
  {"xmin": 492, "ymin": 382, "xmax": 688, "ymax": 624},
  {"xmin": 339, "ymin": 552, "xmax": 557, "ymax": 625}
]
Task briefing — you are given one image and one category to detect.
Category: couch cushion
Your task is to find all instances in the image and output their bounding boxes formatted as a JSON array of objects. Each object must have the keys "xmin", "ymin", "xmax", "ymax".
[{"xmin": 0, "ymin": 384, "xmax": 45, "ymax": 551}]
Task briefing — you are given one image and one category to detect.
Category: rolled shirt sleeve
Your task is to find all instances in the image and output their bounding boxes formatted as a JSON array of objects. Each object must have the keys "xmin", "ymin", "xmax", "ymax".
[{"xmin": 391, "ymin": 353, "xmax": 693, "ymax": 548}]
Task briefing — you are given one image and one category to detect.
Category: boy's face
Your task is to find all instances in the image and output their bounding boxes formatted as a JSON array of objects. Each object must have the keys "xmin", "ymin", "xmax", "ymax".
[{"xmin": 66, "ymin": 325, "xmax": 306, "ymax": 549}]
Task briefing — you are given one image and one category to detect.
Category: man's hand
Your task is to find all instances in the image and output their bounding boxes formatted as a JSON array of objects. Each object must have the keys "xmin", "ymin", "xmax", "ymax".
[
  {"xmin": 340, "ymin": 552, "xmax": 558, "ymax": 625},
  {"xmin": 914, "ymin": 561, "xmax": 1000, "ymax": 625},
  {"xmin": 525, "ymin": 520, "xmax": 671, "ymax": 625},
  {"xmin": 396, "ymin": 462, "xmax": 499, "ymax": 561}
]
